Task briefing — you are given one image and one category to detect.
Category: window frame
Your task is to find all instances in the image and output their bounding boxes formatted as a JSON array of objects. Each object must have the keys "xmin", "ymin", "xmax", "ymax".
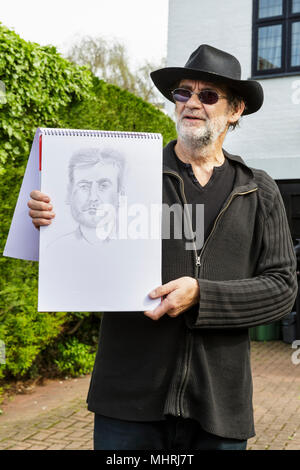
[
  {"xmin": 288, "ymin": 19, "xmax": 300, "ymax": 68},
  {"xmin": 252, "ymin": 0, "xmax": 300, "ymax": 77}
]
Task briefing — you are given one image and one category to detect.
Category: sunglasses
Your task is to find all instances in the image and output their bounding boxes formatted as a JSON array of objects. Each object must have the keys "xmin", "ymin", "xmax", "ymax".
[{"xmin": 171, "ymin": 88, "xmax": 227, "ymax": 105}]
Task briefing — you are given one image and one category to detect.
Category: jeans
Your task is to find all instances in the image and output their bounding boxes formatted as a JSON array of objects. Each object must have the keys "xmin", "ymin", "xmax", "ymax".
[{"xmin": 94, "ymin": 414, "xmax": 247, "ymax": 450}]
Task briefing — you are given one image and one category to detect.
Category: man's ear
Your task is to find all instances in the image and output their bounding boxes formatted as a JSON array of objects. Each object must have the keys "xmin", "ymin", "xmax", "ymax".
[{"xmin": 228, "ymin": 100, "xmax": 245, "ymax": 125}]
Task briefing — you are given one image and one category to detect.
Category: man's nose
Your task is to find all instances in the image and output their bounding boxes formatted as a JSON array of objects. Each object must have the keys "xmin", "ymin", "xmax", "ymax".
[
  {"xmin": 186, "ymin": 92, "xmax": 203, "ymax": 107},
  {"xmin": 89, "ymin": 182, "xmax": 99, "ymax": 202}
]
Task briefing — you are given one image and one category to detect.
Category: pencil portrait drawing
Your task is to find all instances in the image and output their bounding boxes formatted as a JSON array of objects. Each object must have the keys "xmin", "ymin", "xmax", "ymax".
[{"xmin": 49, "ymin": 147, "xmax": 126, "ymax": 248}]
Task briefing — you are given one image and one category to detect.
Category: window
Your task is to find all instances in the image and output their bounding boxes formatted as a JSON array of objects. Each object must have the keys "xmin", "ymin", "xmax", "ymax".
[{"xmin": 252, "ymin": 0, "xmax": 300, "ymax": 76}]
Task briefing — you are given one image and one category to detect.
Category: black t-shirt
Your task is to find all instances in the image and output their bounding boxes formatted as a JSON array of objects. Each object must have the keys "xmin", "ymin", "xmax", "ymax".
[{"xmin": 172, "ymin": 146, "xmax": 236, "ymax": 249}]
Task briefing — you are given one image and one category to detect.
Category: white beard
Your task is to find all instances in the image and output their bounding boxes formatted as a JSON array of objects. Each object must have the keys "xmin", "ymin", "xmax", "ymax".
[{"xmin": 176, "ymin": 114, "xmax": 228, "ymax": 151}]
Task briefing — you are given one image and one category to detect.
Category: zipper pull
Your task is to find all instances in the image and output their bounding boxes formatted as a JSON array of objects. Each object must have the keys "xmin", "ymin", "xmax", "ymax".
[{"xmin": 196, "ymin": 256, "xmax": 201, "ymax": 278}]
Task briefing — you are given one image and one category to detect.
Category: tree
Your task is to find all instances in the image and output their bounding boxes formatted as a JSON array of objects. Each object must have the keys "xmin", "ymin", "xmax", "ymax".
[{"xmin": 65, "ymin": 36, "xmax": 165, "ymax": 108}]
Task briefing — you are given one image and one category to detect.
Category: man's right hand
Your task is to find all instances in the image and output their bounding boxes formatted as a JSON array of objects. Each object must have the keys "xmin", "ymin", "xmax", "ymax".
[{"xmin": 27, "ymin": 190, "xmax": 55, "ymax": 229}]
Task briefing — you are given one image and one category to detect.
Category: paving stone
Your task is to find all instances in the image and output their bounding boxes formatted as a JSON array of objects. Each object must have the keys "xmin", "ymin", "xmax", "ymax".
[
  {"xmin": 67, "ymin": 430, "xmax": 91, "ymax": 439},
  {"xmin": 49, "ymin": 419, "xmax": 75, "ymax": 429},
  {"xmin": 0, "ymin": 441, "xmax": 19, "ymax": 450},
  {"xmin": 46, "ymin": 444, "xmax": 69, "ymax": 450},
  {"xmin": 9, "ymin": 443, "xmax": 34, "ymax": 450},
  {"xmin": 26, "ymin": 444, "xmax": 50, "ymax": 450},
  {"xmin": 11, "ymin": 431, "xmax": 39, "ymax": 442},
  {"xmin": 45, "ymin": 430, "xmax": 74, "ymax": 440},
  {"xmin": 63, "ymin": 442, "xmax": 83, "ymax": 450}
]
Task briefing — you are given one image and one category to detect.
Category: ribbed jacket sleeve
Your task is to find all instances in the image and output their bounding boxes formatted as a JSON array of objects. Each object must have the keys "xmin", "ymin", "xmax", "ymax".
[{"xmin": 194, "ymin": 187, "xmax": 298, "ymax": 329}]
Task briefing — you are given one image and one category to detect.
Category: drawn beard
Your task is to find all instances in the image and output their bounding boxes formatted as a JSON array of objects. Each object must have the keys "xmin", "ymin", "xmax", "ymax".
[{"xmin": 71, "ymin": 203, "xmax": 105, "ymax": 228}]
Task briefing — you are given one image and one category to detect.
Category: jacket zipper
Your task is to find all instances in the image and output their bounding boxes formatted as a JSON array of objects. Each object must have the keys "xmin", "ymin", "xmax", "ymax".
[
  {"xmin": 164, "ymin": 170, "xmax": 258, "ymax": 417},
  {"xmin": 164, "ymin": 170, "xmax": 199, "ymax": 271},
  {"xmin": 164, "ymin": 170, "xmax": 197, "ymax": 416}
]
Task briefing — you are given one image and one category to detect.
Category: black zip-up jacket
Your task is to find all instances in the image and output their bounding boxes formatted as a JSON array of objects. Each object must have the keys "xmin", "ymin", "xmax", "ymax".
[{"xmin": 87, "ymin": 141, "xmax": 298, "ymax": 440}]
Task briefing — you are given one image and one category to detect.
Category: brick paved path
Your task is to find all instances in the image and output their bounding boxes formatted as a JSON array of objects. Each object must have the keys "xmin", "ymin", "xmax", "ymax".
[{"xmin": 0, "ymin": 340, "xmax": 299, "ymax": 450}]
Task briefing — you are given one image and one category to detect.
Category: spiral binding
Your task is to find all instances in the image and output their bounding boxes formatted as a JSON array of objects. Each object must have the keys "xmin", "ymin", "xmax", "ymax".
[{"xmin": 39, "ymin": 128, "xmax": 162, "ymax": 140}]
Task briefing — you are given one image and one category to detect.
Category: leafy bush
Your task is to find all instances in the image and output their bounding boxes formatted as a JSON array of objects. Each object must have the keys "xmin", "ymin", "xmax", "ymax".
[
  {"xmin": 0, "ymin": 22, "xmax": 93, "ymax": 171},
  {"xmin": 0, "ymin": 24, "xmax": 177, "ymax": 390},
  {"xmin": 59, "ymin": 76, "xmax": 177, "ymax": 146},
  {"xmin": 54, "ymin": 338, "xmax": 96, "ymax": 377}
]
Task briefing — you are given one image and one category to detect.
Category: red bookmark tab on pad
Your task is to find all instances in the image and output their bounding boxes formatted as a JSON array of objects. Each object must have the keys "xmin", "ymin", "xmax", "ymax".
[{"xmin": 39, "ymin": 135, "xmax": 42, "ymax": 171}]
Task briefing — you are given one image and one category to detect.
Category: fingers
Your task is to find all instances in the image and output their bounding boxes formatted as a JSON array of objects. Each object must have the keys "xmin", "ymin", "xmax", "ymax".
[
  {"xmin": 28, "ymin": 205, "xmax": 55, "ymax": 228},
  {"xmin": 28, "ymin": 199, "xmax": 53, "ymax": 211},
  {"xmin": 144, "ymin": 297, "xmax": 174, "ymax": 321},
  {"xmin": 145, "ymin": 281, "xmax": 179, "ymax": 320},
  {"xmin": 28, "ymin": 209, "xmax": 55, "ymax": 220},
  {"xmin": 29, "ymin": 208, "xmax": 55, "ymax": 230},
  {"xmin": 145, "ymin": 277, "xmax": 200, "ymax": 321},
  {"xmin": 28, "ymin": 190, "xmax": 54, "ymax": 229},
  {"xmin": 30, "ymin": 190, "xmax": 50, "ymax": 203},
  {"xmin": 32, "ymin": 218, "xmax": 52, "ymax": 229},
  {"xmin": 149, "ymin": 280, "xmax": 177, "ymax": 299}
]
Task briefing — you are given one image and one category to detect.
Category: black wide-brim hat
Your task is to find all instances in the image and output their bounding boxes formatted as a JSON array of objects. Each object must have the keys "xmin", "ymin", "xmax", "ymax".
[{"xmin": 150, "ymin": 44, "xmax": 264, "ymax": 115}]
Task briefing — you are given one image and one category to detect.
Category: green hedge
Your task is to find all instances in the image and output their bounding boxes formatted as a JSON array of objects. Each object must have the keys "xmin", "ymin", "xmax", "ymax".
[
  {"xmin": 0, "ymin": 23, "xmax": 93, "ymax": 171},
  {"xmin": 0, "ymin": 24, "xmax": 177, "ymax": 391},
  {"xmin": 60, "ymin": 75, "xmax": 177, "ymax": 145}
]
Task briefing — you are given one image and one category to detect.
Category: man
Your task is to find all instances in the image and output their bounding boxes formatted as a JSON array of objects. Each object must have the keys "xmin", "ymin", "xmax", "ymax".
[{"xmin": 28, "ymin": 45, "xmax": 298, "ymax": 450}]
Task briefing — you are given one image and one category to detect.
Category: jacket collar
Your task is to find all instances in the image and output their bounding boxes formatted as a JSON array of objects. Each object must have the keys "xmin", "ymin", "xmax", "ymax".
[{"xmin": 163, "ymin": 140, "xmax": 258, "ymax": 192}]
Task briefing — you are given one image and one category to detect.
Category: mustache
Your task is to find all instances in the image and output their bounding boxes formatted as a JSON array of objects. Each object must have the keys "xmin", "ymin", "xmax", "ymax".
[
  {"xmin": 180, "ymin": 112, "xmax": 207, "ymax": 120},
  {"xmin": 81, "ymin": 204, "xmax": 101, "ymax": 212}
]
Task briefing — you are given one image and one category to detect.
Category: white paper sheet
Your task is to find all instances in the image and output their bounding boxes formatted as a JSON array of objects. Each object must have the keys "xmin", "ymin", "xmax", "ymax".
[
  {"xmin": 3, "ymin": 129, "xmax": 40, "ymax": 261},
  {"xmin": 37, "ymin": 130, "xmax": 162, "ymax": 312}
]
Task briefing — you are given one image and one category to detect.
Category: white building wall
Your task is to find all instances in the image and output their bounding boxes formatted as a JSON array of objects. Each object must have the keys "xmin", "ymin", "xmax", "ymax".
[{"xmin": 166, "ymin": 0, "xmax": 300, "ymax": 179}]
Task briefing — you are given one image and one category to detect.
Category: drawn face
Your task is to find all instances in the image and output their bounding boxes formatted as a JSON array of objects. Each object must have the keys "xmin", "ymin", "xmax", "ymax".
[{"xmin": 69, "ymin": 162, "xmax": 119, "ymax": 228}]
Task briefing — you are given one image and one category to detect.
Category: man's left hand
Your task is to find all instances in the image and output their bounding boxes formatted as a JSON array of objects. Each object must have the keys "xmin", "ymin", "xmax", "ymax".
[{"xmin": 144, "ymin": 277, "xmax": 200, "ymax": 320}]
